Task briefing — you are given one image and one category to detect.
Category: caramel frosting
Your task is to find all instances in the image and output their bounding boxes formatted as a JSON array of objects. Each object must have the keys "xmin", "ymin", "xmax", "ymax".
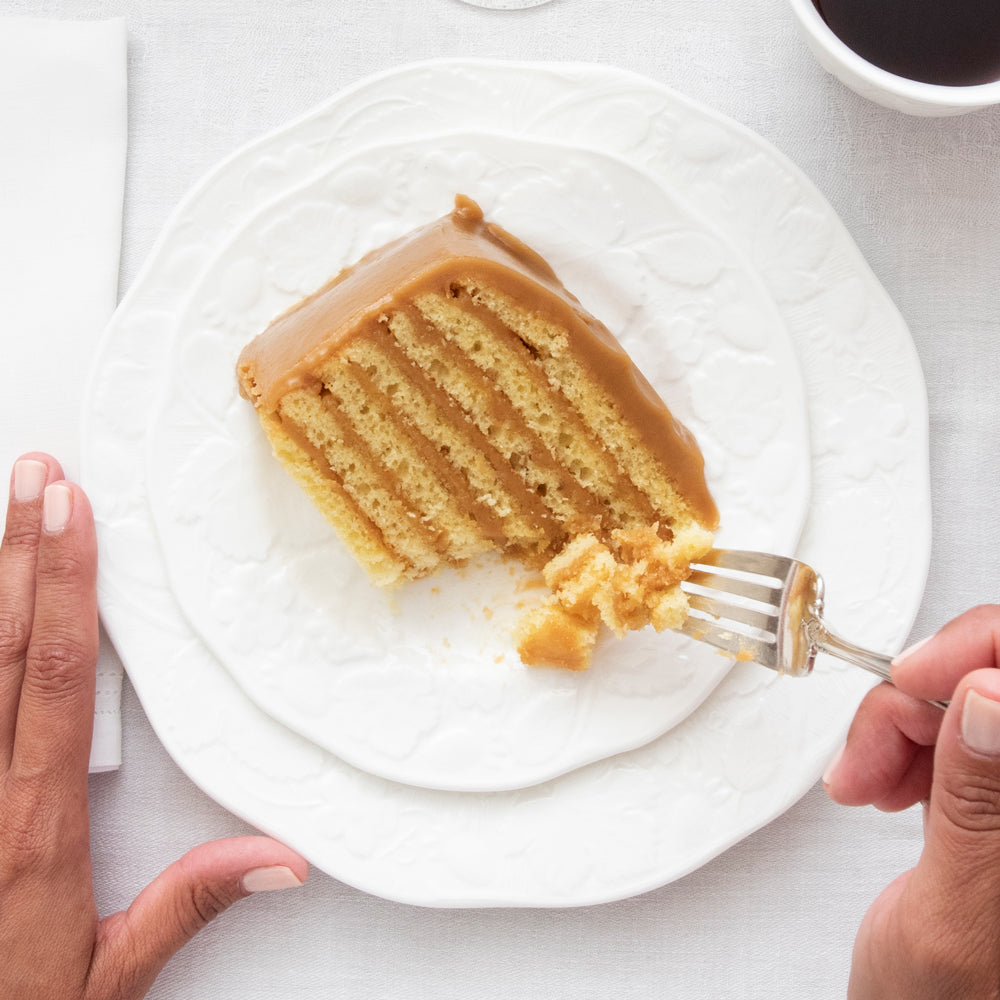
[{"xmin": 237, "ymin": 195, "xmax": 719, "ymax": 529}]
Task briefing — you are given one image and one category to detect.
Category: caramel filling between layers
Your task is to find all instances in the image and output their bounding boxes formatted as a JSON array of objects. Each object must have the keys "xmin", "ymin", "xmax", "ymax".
[
  {"xmin": 237, "ymin": 196, "xmax": 719, "ymax": 532},
  {"xmin": 351, "ymin": 323, "xmax": 555, "ymax": 549}
]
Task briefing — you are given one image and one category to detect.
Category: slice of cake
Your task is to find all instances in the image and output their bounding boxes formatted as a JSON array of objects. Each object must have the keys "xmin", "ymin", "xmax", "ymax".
[{"xmin": 237, "ymin": 195, "xmax": 718, "ymax": 670}]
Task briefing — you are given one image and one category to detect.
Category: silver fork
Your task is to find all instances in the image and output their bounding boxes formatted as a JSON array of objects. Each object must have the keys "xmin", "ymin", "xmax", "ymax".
[{"xmin": 679, "ymin": 549, "xmax": 948, "ymax": 710}]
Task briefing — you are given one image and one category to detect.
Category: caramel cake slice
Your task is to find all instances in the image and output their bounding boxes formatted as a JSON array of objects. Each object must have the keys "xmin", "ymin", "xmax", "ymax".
[{"xmin": 237, "ymin": 196, "xmax": 719, "ymax": 670}]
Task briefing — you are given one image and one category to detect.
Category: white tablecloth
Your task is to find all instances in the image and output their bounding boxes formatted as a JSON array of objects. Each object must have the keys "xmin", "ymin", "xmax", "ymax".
[{"xmin": 5, "ymin": 2, "xmax": 1000, "ymax": 998}]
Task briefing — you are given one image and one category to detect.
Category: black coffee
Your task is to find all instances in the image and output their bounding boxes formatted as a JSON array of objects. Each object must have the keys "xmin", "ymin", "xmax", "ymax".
[{"xmin": 812, "ymin": 0, "xmax": 1000, "ymax": 86}]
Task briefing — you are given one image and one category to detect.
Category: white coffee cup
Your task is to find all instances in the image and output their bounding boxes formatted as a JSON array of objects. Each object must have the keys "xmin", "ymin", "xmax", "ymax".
[{"xmin": 787, "ymin": 0, "xmax": 1000, "ymax": 116}]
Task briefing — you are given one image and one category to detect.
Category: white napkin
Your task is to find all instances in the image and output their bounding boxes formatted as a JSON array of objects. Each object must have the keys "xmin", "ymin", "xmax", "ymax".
[{"xmin": 0, "ymin": 17, "xmax": 127, "ymax": 772}]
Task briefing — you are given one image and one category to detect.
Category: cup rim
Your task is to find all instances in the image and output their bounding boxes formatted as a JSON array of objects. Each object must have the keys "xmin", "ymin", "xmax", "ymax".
[{"xmin": 787, "ymin": 0, "xmax": 1000, "ymax": 106}]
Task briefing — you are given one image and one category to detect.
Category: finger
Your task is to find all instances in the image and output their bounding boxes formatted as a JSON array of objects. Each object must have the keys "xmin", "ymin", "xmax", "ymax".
[
  {"xmin": 92, "ymin": 836, "xmax": 307, "ymax": 1000},
  {"xmin": 892, "ymin": 604, "xmax": 1000, "ymax": 702},
  {"xmin": 872, "ymin": 743, "xmax": 935, "ymax": 813},
  {"xmin": 823, "ymin": 681, "xmax": 943, "ymax": 809},
  {"xmin": 11, "ymin": 481, "xmax": 98, "ymax": 793},
  {"xmin": 910, "ymin": 669, "xmax": 1000, "ymax": 922},
  {"xmin": 0, "ymin": 454, "xmax": 63, "ymax": 765}
]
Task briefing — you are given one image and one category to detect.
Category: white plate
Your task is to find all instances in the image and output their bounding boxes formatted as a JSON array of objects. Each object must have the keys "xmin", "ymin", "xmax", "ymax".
[
  {"xmin": 82, "ymin": 60, "xmax": 930, "ymax": 906},
  {"xmin": 144, "ymin": 131, "xmax": 810, "ymax": 792}
]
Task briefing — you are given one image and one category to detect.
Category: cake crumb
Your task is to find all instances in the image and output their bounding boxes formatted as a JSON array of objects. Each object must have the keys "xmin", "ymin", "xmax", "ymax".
[
  {"xmin": 516, "ymin": 523, "xmax": 713, "ymax": 670},
  {"xmin": 516, "ymin": 603, "xmax": 600, "ymax": 672}
]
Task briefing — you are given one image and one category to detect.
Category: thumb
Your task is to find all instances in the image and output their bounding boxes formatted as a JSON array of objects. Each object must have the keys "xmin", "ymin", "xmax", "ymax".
[
  {"xmin": 917, "ymin": 670, "xmax": 1000, "ymax": 905},
  {"xmin": 90, "ymin": 836, "xmax": 307, "ymax": 999}
]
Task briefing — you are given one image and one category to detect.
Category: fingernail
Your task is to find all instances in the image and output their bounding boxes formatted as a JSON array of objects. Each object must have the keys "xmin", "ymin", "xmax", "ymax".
[
  {"xmin": 891, "ymin": 634, "xmax": 933, "ymax": 667},
  {"xmin": 13, "ymin": 459, "xmax": 47, "ymax": 502},
  {"xmin": 241, "ymin": 865, "xmax": 303, "ymax": 893},
  {"xmin": 42, "ymin": 483, "xmax": 73, "ymax": 533},
  {"xmin": 822, "ymin": 743, "xmax": 845, "ymax": 785},
  {"xmin": 961, "ymin": 690, "xmax": 1000, "ymax": 756}
]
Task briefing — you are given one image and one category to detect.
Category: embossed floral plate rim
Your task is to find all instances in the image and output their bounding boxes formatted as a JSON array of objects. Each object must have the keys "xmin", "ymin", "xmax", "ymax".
[
  {"xmin": 143, "ymin": 129, "xmax": 811, "ymax": 793},
  {"xmin": 81, "ymin": 60, "xmax": 930, "ymax": 906}
]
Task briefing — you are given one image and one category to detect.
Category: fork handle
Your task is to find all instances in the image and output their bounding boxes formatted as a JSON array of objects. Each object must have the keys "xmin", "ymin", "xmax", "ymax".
[{"xmin": 813, "ymin": 623, "xmax": 949, "ymax": 712}]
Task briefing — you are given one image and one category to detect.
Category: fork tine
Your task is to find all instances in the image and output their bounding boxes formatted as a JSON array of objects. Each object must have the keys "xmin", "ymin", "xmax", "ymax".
[
  {"xmin": 684, "ymin": 569, "xmax": 779, "ymax": 608},
  {"xmin": 679, "ymin": 615, "xmax": 777, "ymax": 668},
  {"xmin": 680, "ymin": 548, "xmax": 795, "ymax": 673},
  {"xmin": 685, "ymin": 593, "xmax": 779, "ymax": 634},
  {"xmin": 694, "ymin": 549, "xmax": 792, "ymax": 578}
]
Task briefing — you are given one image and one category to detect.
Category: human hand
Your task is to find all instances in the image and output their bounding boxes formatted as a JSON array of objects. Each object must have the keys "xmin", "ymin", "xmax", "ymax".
[
  {"xmin": 824, "ymin": 605, "xmax": 1000, "ymax": 999},
  {"xmin": 0, "ymin": 454, "xmax": 308, "ymax": 1000}
]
